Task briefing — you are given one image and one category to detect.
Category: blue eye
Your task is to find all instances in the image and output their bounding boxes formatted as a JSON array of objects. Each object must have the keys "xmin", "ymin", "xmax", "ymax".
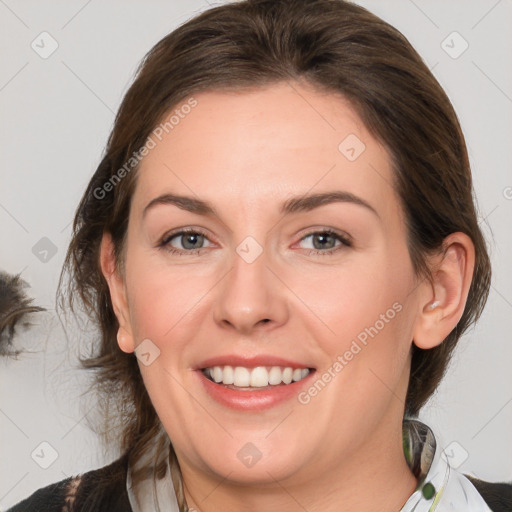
[
  {"xmin": 298, "ymin": 230, "xmax": 352, "ymax": 255},
  {"xmin": 160, "ymin": 229, "xmax": 213, "ymax": 255},
  {"xmin": 158, "ymin": 228, "xmax": 351, "ymax": 256}
]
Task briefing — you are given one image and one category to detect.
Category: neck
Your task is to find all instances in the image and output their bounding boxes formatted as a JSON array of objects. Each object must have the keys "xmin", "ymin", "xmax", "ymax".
[{"xmin": 179, "ymin": 419, "xmax": 418, "ymax": 512}]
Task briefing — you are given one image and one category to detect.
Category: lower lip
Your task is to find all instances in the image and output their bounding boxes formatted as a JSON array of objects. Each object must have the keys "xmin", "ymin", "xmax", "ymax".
[{"xmin": 197, "ymin": 370, "xmax": 316, "ymax": 411}]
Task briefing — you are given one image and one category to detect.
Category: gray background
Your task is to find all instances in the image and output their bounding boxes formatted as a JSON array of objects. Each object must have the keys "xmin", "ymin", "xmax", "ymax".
[{"xmin": 1, "ymin": 0, "xmax": 511, "ymax": 508}]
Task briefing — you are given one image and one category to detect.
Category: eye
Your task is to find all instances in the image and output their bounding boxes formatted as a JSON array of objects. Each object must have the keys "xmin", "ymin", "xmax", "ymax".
[
  {"xmin": 159, "ymin": 228, "xmax": 214, "ymax": 255},
  {"xmin": 297, "ymin": 230, "xmax": 352, "ymax": 255},
  {"xmin": 158, "ymin": 228, "xmax": 351, "ymax": 256}
]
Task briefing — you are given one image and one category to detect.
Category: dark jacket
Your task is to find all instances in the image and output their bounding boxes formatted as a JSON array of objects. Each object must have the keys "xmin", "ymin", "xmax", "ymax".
[
  {"xmin": 7, "ymin": 456, "xmax": 131, "ymax": 512},
  {"xmin": 7, "ymin": 455, "xmax": 512, "ymax": 512}
]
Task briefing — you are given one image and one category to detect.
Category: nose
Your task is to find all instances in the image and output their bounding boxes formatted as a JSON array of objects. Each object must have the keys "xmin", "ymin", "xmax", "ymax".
[{"xmin": 212, "ymin": 245, "xmax": 289, "ymax": 335}]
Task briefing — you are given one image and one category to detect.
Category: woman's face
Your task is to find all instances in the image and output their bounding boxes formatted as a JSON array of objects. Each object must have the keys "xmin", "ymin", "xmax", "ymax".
[{"xmin": 112, "ymin": 81, "xmax": 426, "ymax": 485}]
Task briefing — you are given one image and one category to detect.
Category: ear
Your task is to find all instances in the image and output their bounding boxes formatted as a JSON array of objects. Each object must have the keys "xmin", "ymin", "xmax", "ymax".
[
  {"xmin": 413, "ymin": 232, "xmax": 475, "ymax": 350},
  {"xmin": 99, "ymin": 232, "xmax": 135, "ymax": 354}
]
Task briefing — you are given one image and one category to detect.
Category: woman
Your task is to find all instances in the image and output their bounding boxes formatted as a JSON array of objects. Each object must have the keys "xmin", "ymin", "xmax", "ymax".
[{"xmin": 8, "ymin": 0, "xmax": 511, "ymax": 510}]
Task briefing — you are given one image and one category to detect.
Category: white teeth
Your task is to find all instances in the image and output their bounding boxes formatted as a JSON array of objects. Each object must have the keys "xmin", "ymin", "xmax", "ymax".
[
  {"xmin": 212, "ymin": 366, "xmax": 223, "ymax": 383},
  {"xmin": 268, "ymin": 366, "xmax": 282, "ymax": 385},
  {"xmin": 222, "ymin": 365, "xmax": 234, "ymax": 385},
  {"xmin": 282, "ymin": 367, "xmax": 293, "ymax": 384},
  {"xmin": 250, "ymin": 367, "xmax": 269, "ymax": 387},
  {"xmin": 233, "ymin": 367, "xmax": 250, "ymax": 387},
  {"xmin": 203, "ymin": 365, "xmax": 311, "ymax": 388}
]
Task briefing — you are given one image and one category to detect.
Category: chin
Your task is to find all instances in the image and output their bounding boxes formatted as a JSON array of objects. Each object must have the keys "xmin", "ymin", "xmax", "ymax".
[{"xmin": 187, "ymin": 437, "xmax": 311, "ymax": 486}]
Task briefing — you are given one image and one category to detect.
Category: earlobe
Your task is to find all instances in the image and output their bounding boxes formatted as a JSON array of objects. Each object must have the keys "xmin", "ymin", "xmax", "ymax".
[
  {"xmin": 117, "ymin": 327, "xmax": 135, "ymax": 354},
  {"xmin": 413, "ymin": 233, "xmax": 475, "ymax": 350},
  {"xmin": 100, "ymin": 233, "xmax": 135, "ymax": 354}
]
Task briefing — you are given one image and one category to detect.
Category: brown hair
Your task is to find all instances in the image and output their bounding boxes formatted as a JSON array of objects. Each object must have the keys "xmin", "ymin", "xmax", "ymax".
[{"xmin": 59, "ymin": 0, "xmax": 491, "ymax": 502}]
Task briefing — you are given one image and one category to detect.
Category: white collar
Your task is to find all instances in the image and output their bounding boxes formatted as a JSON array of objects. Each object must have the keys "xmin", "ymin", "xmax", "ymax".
[
  {"xmin": 126, "ymin": 432, "xmax": 181, "ymax": 512},
  {"xmin": 399, "ymin": 419, "xmax": 492, "ymax": 511}
]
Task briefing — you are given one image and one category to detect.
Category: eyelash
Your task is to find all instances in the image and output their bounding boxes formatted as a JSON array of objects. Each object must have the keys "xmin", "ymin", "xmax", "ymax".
[{"xmin": 158, "ymin": 228, "xmax": 352, "ymax": 257}]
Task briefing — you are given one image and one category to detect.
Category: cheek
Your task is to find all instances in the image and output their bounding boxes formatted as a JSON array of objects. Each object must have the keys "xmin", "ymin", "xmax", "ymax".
[
  {"xmin": 124, "ymin": 249, "xmax": 213, "ymax": 349},
  {"xmin": 295, "ymin": 257, "xmax": 406, "ymax": 342},
  {"xmin": 296, "ymin": 247, "xmax": 415, "ymax": 387}
]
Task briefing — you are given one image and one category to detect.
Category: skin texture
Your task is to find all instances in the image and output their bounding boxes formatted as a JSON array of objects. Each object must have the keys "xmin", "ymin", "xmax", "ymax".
[{"xmin": 101, "ymin": 81, "xmax": 475, "ymax": 512}]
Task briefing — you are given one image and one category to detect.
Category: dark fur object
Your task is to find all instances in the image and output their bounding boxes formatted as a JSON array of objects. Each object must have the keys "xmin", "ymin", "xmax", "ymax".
[
  {"xmin": 0, "ymin": 270, "xmax": 45, "ymax": 356},
  {"xmin": 468, "ymin": 476, "xmax": 512, "ymax": 512}
]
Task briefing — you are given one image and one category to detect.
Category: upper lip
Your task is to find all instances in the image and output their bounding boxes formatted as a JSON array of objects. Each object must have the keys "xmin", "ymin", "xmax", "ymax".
[{"xmin": 196, "ymin": 355, "xmax": 315, "ymax": 370}]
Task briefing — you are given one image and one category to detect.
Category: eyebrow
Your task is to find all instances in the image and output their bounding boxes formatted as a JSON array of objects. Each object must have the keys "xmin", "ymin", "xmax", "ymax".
[{"xmin": 142, "ymin": 191, "xmax": 379, "ymax": 219}]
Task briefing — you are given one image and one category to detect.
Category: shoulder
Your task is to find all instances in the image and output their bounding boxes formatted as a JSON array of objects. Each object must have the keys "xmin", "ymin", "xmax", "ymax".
[
  {"xmin": 6, "ymin": 454, "xmax": 132, "ymax": 512},
  {"xmin": 465, "ymin": 474, "xmax": 512, "ymax": 512}
]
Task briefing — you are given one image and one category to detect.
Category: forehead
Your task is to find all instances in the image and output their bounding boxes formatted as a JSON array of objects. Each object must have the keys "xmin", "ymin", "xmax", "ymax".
[{"xmin": 133, "ymin": 81, "xmax": 398, "ymax": 219}]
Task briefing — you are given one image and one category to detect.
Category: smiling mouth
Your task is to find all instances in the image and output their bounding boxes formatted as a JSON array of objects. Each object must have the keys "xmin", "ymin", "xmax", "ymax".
[{"xmin": 201, "ymin": 365, "xmax": 313, "ymax": 390}]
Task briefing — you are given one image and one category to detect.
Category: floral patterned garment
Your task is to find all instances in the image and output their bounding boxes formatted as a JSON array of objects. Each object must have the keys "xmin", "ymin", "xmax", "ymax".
[{"xmin": 127, "ymin": 419, "xmax": 492, "ymax": 512}]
